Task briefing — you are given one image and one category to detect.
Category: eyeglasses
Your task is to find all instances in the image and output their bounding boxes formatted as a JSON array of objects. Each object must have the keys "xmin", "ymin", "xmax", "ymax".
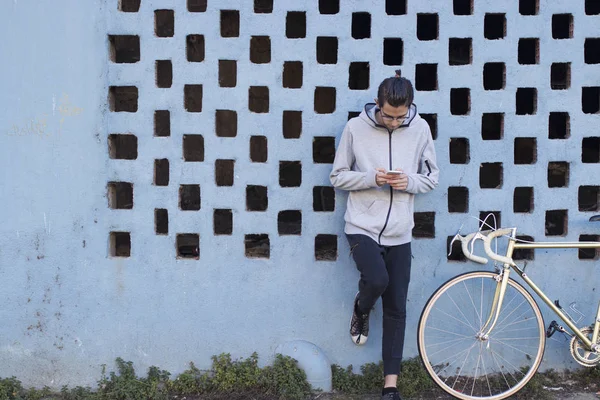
[{"xmin": 380, "ymin": 110, "xmax": 408, "ymax": 122}]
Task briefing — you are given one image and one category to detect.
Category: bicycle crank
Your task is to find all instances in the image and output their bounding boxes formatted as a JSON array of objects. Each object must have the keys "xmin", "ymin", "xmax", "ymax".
[{"xmin": 570, "ymin": 327, "xmax": 600, "ymax": 367}]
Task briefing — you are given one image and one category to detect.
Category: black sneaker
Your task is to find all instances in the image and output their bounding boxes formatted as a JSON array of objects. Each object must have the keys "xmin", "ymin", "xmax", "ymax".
[
  {"xmin": 350, "ymin": 292, "xmax": 369, "ymax": 345},
  {"xmin": 381, "ymin": 391, "xmax": 402, "ymax": 400}
]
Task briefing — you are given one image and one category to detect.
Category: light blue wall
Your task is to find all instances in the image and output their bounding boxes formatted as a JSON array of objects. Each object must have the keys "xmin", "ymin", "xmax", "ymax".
[{"xmin": 0, "ymin": 0, "xmax": 599, "ymax": 388}]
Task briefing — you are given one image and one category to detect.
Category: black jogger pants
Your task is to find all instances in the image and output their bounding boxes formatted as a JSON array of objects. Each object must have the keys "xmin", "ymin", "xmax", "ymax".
[{"xmin": 346, "ymin": 234, "xmax": 412, "ymax": 376}]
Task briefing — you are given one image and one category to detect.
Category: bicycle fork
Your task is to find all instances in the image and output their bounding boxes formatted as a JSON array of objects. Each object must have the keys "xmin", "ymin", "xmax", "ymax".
[
  {"xmin": 477, "ymin": 239, "xmax": 517, "ymax": 341},
  {"xmin": 592, "ymin": 301, "xmax": 600, "ymax": 352}
]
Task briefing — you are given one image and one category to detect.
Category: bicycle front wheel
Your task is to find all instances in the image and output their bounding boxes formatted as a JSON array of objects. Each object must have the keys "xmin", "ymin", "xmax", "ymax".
[{"xmin": 418, "ymin": 271, "xmax": 545, "ymax": 400}]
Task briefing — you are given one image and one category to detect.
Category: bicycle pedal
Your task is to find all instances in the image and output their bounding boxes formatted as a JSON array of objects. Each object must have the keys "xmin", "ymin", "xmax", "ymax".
[{"xmin": 546, "ymin": 321, "xmax": 558, "ymax": 338}]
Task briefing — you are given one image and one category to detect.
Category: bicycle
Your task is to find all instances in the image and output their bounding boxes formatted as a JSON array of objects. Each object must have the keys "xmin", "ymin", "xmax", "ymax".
[{"xmin": 417, "ymin": 216, "xmax": 600, "ymax": 400}]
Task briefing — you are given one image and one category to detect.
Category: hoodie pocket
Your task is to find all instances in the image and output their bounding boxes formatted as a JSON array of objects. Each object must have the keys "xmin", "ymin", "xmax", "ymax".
[
  {"xmin": 347, "ymin": 195, "xmax": 389, "ymax": 234},
  {"xmin": 384, "ymin": 198, "xmax": 413, "ymax": 237}
]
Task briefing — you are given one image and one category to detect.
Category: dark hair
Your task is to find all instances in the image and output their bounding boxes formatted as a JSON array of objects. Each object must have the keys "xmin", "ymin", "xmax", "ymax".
[{"xmin": 377, "ymin": 69, "xmax": 414, "ymax": 108}]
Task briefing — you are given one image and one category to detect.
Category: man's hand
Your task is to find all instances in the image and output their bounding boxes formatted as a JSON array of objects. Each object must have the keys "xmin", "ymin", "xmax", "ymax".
[
  {"xmin": 388, "ymin": 170, "xmax": 408, "ymax": 190},
  {"xmin": 375, "ymin": 168, "xmax": 388, "ymax": 186}
]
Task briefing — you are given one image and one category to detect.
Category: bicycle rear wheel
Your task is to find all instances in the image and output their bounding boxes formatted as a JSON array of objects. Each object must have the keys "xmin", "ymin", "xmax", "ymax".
[{"xmin": 418, "ymin": 271, "xmax": 545, "ymax": 400}]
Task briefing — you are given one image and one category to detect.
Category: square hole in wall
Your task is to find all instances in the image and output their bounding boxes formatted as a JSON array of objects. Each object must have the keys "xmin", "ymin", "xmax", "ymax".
[
  {"xmin": 119, "ymin": 0, "xmax": 140, "ymax": 12},
  {"xmin": 107, "ymin": 182, "xmax": 133, "ymax": 209},
  {"xmin": 546, "ymin": 210, "xmax": 567, "ymax": 236},
  {"xmin": 109, "ymin": 86, "xmax": 138, "ymax": 112},
  {"xmin": 313, "ymin": 137, "xmax": 335, "ymax": 163},
  {"xmin": 254, "ymin": 0, "xmax": 273, "ymax": 13},
  {"xmin": 279, "ymin": 161, "xmax": 302, "ymax": 187},
  {"xmin": 219, "ymin": 60, "xmax": 237, "ymax": 87},
  {"xmin": 283, "ymin": 61, "xmax": 303, "ymax": 89},
  {"xmin": 184, "ymin": 84, "xmax": 203, "ymax": 112},
  {"xmin": 186, "ymin": 35, "xmax": 205, "ymax": 62},
  {"xmin": 582, "ymin": 87, "xmax": 600, "ymax": 114},
  {"xmin": 514, "ymin": 138, "xmax": 537, "ymax": 164},
  {"xmin": 314, "ymin": 87, "xmax": 336, "ymax": 114},
  {"xmin": 286, "ymin": 11, "xmax": 306, "ymax": 38},
  {"xmin": 155, "ymin": 209, "xmax": 168, "ymax": 235},
  {"xmin": 386, "ymin": 0, "xmax": 407, "ymax": 15},
  {"xmin": 214, "ymin": 209, "xmax": 233, "ymax": 235},
  {"xmin": 447, "ymin": 236, "xmax": 466, "ymax": 261},
  {"xmin": 551, "ymin": 63, "xmax": 570, "ymax": 90},
  {"xmin": 188, "ymin": 0, "xmax": 207, "ymax": 12},
  {"xmin": 221, "ymin": 10, "xmax": 240, "ymax": 37},
  {"xmin": 548, "ymin": 161, "xmax": 569, "ymax": 187},
  {"xmin": 156, "ymin": 60, "xmax": 172, "ymax": 88},
  {"xmin": 579, "ymin": 235, "xmax": 599, "ymax": 260},
  {"xmin": 579, "ymin": 186, "xmax": 599, "ymax": 211},
  {"xmin": 216, "ymin": 110, "xmax": 237, "ymax": 137},
  {"xmin": 421, "ymin": 114, "xmax": 437, "ymax": 139},
  {"xmin": 313, "ymin": 186, "xmax": 335, "ymax": 212},
  {"xmin": 215, "ymin": 159, "xmax": 234, "ymax": 186},
  {"xmin": 180, "ymin": 185, "xmax": 200, "ymax": 211},
  {"xmin": 516, "ymin": 88, "xmax": 537, "ymax": 115},
  {"xmin": 250, "ymin": 135, "xmax": 267, "ymax": 162},
  {"xmin": 449, "ymin": 38, "xmax": 472, "ymax": 65},
  {"xmin": 413, "ymin": 212, "xmax": 435, "ymax": 238},
  {"xmin": 479, "ymin": 211, "xmax": 501, "ymax": 230},
  {"xmin": 518, "ymin": 38, "xmax": 539, "ymax": 64},
  {"xmin": 514, "ymin": 187, "xmax": 534, "ymax": 213},
  {"xmin": 109, "ymin": 35, "xmax": 140, "ymax": 63},
  {"xmin": 183, "ymin": 134, "xmax": 204, "ymax": 162},
  {"xmin": 585, "ymin": 39, "xmax": 600, "ymax": 64},
  {"xmin": 348, "ymin": 111, "xmax": 361, "ymax": 120},
  {"xmin": 154, "ymin": 110, "xmax": 170, "ymax": 137},
  {"xmin": 177, "ymin": 234, "xmax": 199, "ymax": 259},
  {"xmin": 383, "ymin": 38, "xmax": 403, "ymax": 65},
  {"xmin": 317, "ymin": 37, "xmax": 338, "ymax": 64},
  {"xmin": 278, "ymin": 210, "xmax": 302, "ymax": 235},
  {"xmin": 246, "ymin": 185, "xmax": 268, "ymax": 211},
  {"xmin": 448, "ymin": 186, "xmax": 468, "ymax": 213},
  {"xmin": 449, "ymin": 138, "xmax": 469, "ymax": 164},
  {"xmin": 319, "ymin": 0, "xmax": 339, "ymax": 14},
  {"xmin": 450, "ymin": 88, "xmax": 470, "ymax": 115},
  {"xmin": 586, "ymin": 0, "xmax": 600, "ymax": 15},
  {"xmin": 482, "ymin": 113, "xmax": 503, "ymax": 140},
  {"xmin": 417, "ymin": 14, "xmax": 438, "ymax": 41},
  {"xmin": 415, "ymin": 64, "xmax": 437, "ymax": 91},
  {"xmin": 352, "ymin": 12, "xmax": 371, "ymax": 39},
  {"xmin": 582, "ymin": 137, "xmax": 600, "ymax": 163},
  {"xmin": 155, "ymin": 10, "xmax": 174, "ymax": 37},
  {"xmin": 110, "ymin": 232, "xmax": 131, "ymax": 257},
  {"xmin": 249, "ymin": 86, "xmax": 269, "ymax": 113},
  {"xmin": 108, "ymin": 134, "xmax": 137, "ymax": 160},
  {"xmin": 349, "ymin": 62, "xmax": 370, "ymax": 90},
  {"xmin": 513, "ymin": 235, "xmax": 535, "ymax": 260},
  {"xmin": 480, "ymin": 163, "xmax": 503, "ymax": 189},
  {"xmin": 549, "ymin": 112, "xmax": 570, "ymax": 139},
  {"xmin": 283, "ymin": 111, "xmax": 302, "ymax": 138},
  {"xmin": 453, "ymin": 0, "xmax": 473, "ymax": 15},
  {"xmin": 519, "ymin": 0, "xmax": 538, "ymax": 15},
  {"xmin": 552, "ymin": 14, "xmax": 572, "ymax": 39},
  {"xmin": 484, "ymin": 13, "xmax": 506, "ymax": 40},
  {"xmin": 245, "ymin": 234, "xmax": 270, "ymax": 258},
  {"xmin": 154, "ymin": 159, "xmax": 169, "ymax": 186},
  {"xmin": 483, "ymin": 62, "xmax": 505, "ymax": 90},
  {"xmin": 315, "ymin": 234, "xmax": 337, "ymax": 261},
  {"xmin": 250, "ymin": 36, "xmax": 271, "ymax": 64}
]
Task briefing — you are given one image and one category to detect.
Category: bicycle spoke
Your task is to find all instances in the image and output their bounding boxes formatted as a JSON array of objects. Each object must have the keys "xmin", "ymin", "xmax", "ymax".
[
  {"xmin": 464, "ymin": 279, "xmax": 483, "ymax": 328},
  {"xmin": 445, "ymin": 291, "xmax": 478, "ymax": 333}
]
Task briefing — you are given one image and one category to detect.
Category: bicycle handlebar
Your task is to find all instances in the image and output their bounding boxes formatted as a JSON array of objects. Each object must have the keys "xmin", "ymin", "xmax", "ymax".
[{"xmin": 449, "ymin": 228, "xmax": 516, "ymax": 266}]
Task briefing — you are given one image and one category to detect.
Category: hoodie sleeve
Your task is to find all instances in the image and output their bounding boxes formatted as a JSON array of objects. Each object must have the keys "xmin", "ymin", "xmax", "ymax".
[
  {"xmin": 405, "ymin": 128, "xmax": 439, "ymax": 194},
  {"xmin": 330, "ymin": 123, "xmax": 379, "ymax": 191}
]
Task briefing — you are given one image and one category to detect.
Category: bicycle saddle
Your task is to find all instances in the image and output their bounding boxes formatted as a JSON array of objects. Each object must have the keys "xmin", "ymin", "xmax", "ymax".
[{"xmin": 590, "ymin": 215, "xmax": 600, "ymax": 222}]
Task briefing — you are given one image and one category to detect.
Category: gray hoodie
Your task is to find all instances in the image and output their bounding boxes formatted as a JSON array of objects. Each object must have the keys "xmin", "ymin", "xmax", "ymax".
[{"xmin": 330, "ymin": 103, "xmax": 439, "ymax": 246}]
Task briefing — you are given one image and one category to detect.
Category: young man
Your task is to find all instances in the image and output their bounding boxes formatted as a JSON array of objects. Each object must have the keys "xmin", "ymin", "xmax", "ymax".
[{"xmin": 330, "ymin": 70, "xmax": 439, "ymax": 400}]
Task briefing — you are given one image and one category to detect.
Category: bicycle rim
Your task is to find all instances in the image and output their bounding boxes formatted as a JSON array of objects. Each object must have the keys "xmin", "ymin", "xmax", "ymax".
[{"xmin": 418, "ymin": 271, "xmax": 545, "ymax": 400}]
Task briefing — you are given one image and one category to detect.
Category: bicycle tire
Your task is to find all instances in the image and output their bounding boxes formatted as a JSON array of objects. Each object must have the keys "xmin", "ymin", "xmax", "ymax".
[{"xmin": 418, "ymin": 271, "xmax": 545, "ymax": 400}]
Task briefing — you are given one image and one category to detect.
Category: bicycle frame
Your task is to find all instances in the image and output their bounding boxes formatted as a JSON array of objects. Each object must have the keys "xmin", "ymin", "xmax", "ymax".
[{"xmin": 480, "ymin": 229, "xmax": 600, "ymax": 352}]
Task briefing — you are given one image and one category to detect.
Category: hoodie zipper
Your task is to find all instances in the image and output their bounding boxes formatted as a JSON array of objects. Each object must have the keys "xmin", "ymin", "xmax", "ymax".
[{"xmin": 377, "ymin": 130, "xmax": 394, "ymax": 245}]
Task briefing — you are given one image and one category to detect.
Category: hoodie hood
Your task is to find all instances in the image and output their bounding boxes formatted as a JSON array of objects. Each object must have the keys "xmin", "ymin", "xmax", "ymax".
[{"xmin": 361, "ymin": 102, "xmax": 419, "ymax": 131}]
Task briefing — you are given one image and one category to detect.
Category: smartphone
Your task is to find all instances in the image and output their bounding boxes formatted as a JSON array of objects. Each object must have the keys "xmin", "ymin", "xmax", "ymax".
[{"xmin": 386, "ymin": 170, "xmax": 403, "ymax": 175}]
